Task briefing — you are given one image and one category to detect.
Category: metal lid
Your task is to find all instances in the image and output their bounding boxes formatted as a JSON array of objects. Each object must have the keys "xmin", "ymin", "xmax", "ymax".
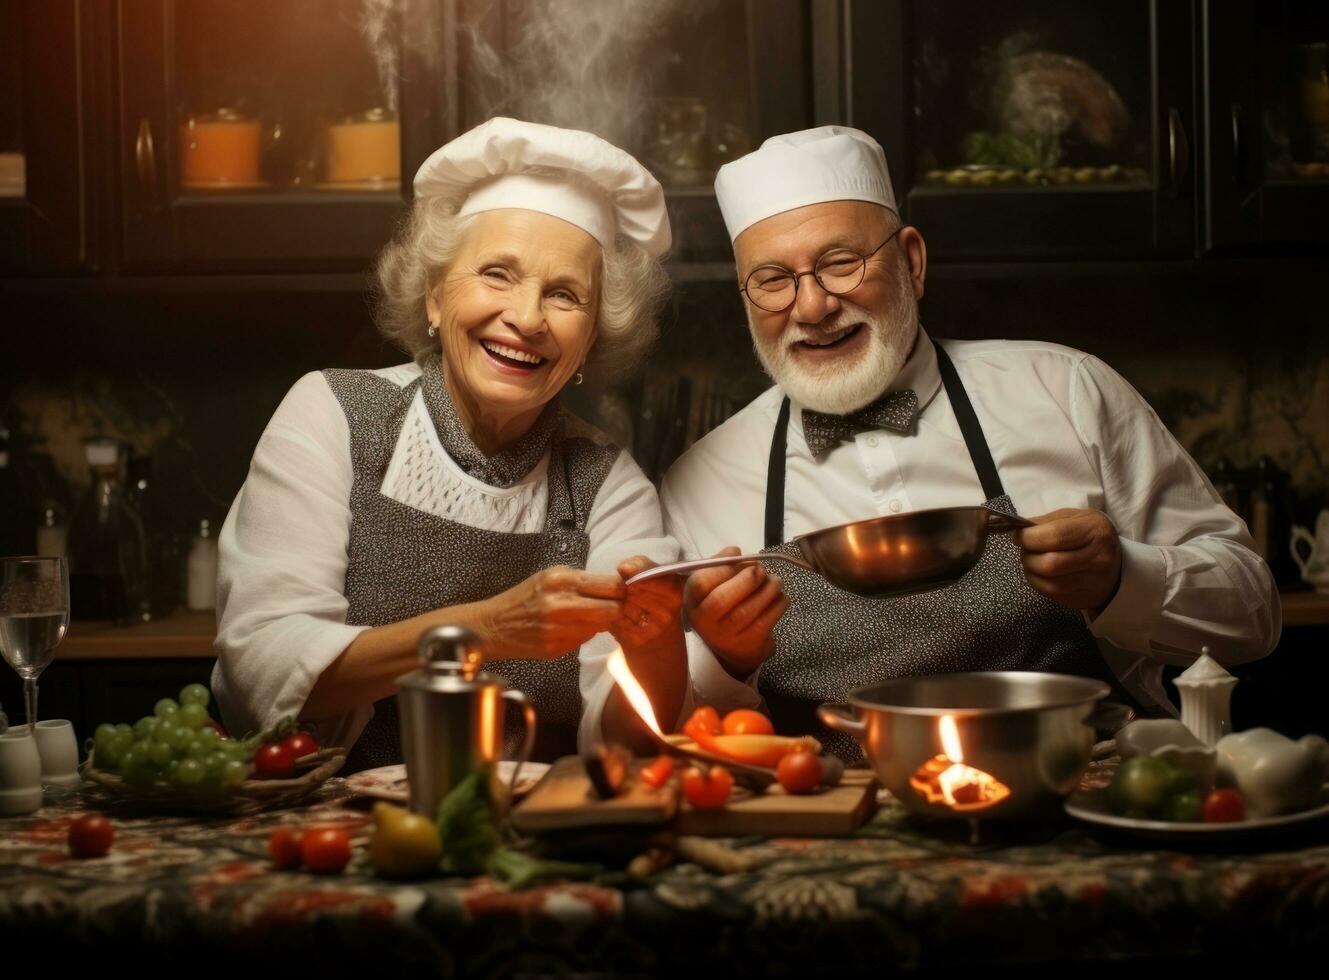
[{"xmin": 397, "ymin": 624, "xmax": 504, "ymax": 694}]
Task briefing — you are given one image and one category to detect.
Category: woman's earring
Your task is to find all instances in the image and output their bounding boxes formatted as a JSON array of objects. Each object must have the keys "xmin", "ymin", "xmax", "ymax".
[
  {"xmin": 573, "ymin": 371, "xmax": 584, "ymax": 386},
  {"xmin": 427, "ymin": 323, "xmax": 438, "ymax": 338}
]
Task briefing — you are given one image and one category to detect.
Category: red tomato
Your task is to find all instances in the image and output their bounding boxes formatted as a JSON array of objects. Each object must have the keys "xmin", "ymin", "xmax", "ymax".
[
  {"xmin": 680, "ymin": 765, "xmax": 734, "ymax": 809},
  {"xmin": 776, "ymin": 751, "xmax": 822, "ymax": 795},
  {"xmin": 682, "ymin": 706, "xmax": 723, "ymax": 743},
  {"xmin": 281, "ymin": 732, "xmax": 320, "ymax": 760},
  {"xmin": 1203, "ymin": 788, "xmax": 1246, "ymax": 823},
  {"xmin": 302, "ymin": 826, "xmax": 352, "ymax": 874},
  {"xmin": 639, "ymin": 755, "xmax": 675, "ymax": 789},
  {"xmin": 253, "ymin": 742, "xmax": 297, "ymax": 779},
  {"xmin": 67, "ymin": 814, "xmax": 114, "ymax": 858},
  {"xmin": 722, "ymin": 709, "xmax": 775, "ymax": 737},
  {"xmin": 268, "ymin": 825, "xmax": 305, "ymax": 869}
]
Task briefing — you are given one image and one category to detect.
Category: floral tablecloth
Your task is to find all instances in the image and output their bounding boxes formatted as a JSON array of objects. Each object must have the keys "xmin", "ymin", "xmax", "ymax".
[{"xmin": 2, "ymin": 780, "xmax": 1327, "ymax": 976}]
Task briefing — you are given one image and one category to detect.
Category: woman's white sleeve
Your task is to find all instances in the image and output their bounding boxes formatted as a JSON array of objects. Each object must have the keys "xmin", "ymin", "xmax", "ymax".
[
  {"xmin": 576, "ymin": 450, "xmax": 682, "ymax": 752},
  {"xmin": 211, "ymin": 372, "xmax": 372, "ymax": 747}
]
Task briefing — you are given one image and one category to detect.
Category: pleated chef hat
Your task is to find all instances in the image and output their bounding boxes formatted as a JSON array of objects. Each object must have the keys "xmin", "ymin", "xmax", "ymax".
[
  {"xmin": 714, "ymin": 125, "xmax": 897, "ymax": 242},
  {"xmin": 413, "ymin": 117, "xmax": 671, "ymax": 257}
]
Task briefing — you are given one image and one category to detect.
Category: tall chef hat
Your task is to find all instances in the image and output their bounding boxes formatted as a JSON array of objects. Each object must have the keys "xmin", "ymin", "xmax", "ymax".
[
  {"xmin": 714, "ymin": 125, "xmax": 897, "ymax": 242},
  {"xmin": 413, "ymin": 117, "xmax": 671, "ymax": 257}
]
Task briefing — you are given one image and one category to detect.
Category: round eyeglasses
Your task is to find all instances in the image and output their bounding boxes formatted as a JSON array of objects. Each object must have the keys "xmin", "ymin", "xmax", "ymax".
[{"xmin": 739, "ymin": 227, "xmax": 904, "ymax": 313}]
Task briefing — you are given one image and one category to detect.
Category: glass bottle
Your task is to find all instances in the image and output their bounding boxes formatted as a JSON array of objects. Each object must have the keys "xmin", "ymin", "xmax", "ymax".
[
  {"xmin": 67, "ymin": 439, "xmax": 149, "ymax": 624},
  {"xmin": 127, "ymin": 455, "xmax": 179, "ymax": 620},
  {"xmin": 1211, "ymin": 456, "xmax": 1241, "ymax": 516},
  {"xmin": 186, "ymin": 518, "xmax": 218, "ymax": 612},
  {"xmin": 35, "ymin": 501, "xmax": 67, "ymax": 559}
]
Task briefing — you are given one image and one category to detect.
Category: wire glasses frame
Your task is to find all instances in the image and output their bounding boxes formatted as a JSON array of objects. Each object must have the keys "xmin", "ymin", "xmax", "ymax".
[{"xmin": 739, "ymin": 226, "xmax": 905, "ymax": 313}]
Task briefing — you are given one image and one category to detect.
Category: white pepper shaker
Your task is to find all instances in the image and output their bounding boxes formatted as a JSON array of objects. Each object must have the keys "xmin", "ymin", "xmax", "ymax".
[
  {"xmin": 1173, "ymin": 647, "xmax": 1238, "ymax": 746},
  {"xmin": 186, "ymin": 518, "xmax": 218, "ymax": 612}
]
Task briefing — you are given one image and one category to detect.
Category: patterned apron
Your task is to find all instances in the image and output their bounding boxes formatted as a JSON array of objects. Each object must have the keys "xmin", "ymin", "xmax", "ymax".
[
  {"xmin": 323, "ymin": 369, "xmax": 617, "ymax": 772},
  {"xmin": 757, "ymin": 341, "xmax": 1129, "ymax": 761}
]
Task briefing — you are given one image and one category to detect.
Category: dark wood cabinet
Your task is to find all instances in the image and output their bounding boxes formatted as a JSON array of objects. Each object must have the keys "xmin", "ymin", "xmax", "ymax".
[
  {"xmin": 115, "ymin": 0, "xmax": 449, "ymax": 273},
  {"xmin": 1200, "ymin": 0, "xmax": 1329, "ymax": 253},
  {"xmin": 0, "ymin": 0, "xmax": 100, "ymax": 275}
]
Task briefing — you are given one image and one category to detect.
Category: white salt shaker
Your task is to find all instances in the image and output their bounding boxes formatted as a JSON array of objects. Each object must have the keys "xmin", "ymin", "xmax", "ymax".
[
  {"xmin": 186, "ymin": 518, "xmax": 218, "ymax": 612},
  {"xmin": 1174, "ymin": 646, "xmax": 1238, "ymax": 746}
]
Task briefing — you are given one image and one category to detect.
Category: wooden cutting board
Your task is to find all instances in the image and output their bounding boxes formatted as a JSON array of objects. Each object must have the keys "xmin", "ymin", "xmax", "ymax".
[{"xmin": 512, "ymin": 757, "xmax": 877, "ymax": 837}]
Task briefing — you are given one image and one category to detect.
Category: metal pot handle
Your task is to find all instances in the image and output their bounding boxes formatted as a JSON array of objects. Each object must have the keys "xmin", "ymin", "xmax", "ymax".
[
  {"xmin": 501, "ymin": 689, "xmax": 538, "ymax": 791},
  {"xmin": 817, "ymin": 703, "xmax": 866, "ymax": 740}
]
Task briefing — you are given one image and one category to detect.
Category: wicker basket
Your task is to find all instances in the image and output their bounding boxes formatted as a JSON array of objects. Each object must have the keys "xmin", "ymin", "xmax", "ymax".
[{"xmin": 79, "ymin": 748, "xmax": 346, "ymax": 815}]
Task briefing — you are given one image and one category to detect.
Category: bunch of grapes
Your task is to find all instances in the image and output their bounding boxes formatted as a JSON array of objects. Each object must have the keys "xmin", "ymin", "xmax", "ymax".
[{"xmin": 91, "ymin": 684, "xmax": 252, "ymax": 791}]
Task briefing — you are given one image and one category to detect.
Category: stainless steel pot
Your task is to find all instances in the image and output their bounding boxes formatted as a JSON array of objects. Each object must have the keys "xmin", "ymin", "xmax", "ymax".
[
  {"xmin": 627, "ymin": 505, "xmax": 1031, "ymax": 597},
  {"xmin": 818, "ymin": 672, "xmax": 1113, "ymax": 820}
]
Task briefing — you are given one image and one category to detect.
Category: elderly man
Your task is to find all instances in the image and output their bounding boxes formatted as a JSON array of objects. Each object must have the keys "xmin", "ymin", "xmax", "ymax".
[{"xmin": 662, "ymin": 126, "xmax": 1279, "ymax": 757}]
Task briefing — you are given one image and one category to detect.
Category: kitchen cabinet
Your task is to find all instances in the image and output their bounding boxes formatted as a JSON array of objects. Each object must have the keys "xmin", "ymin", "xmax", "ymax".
[
  {"xmin": 116, "ymin": 0, "xmax": 448, "ymax": 272},
  {"xmin": 1200, "ymin": 1, "xmax": 1329, "ymax": 253},
  {"xmin": 0, "ymin": 0, "xmax": 100, "ymax": 274},
  {"xmin": 847, "ymin": 0, "xmax": 1197, "ymax": 261}
]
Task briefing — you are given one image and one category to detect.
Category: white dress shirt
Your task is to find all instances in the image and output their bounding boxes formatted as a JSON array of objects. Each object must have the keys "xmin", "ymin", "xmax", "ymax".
[
  {"xmin": 213, "ymin": 363, "xmax": 677, "ymax": 753},
  {"xmin": 661, "ymin": 327, "xmax": 1281, "ymax": 717}
]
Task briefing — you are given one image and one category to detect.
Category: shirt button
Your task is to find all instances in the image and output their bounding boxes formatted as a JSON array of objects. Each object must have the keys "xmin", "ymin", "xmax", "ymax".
[
  {"xmin": 889, "ymin": 500, "xmax": 903, "ymax": 513},
  {"xmin": 866, "ymin": 436, "xmax": 879, "ymax": 447}
]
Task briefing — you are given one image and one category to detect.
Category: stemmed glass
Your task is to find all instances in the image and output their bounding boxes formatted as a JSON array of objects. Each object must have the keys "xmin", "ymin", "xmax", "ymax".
[{"xmin": 0, "ymin": 557, "xmax": 70, "ymax": 732}]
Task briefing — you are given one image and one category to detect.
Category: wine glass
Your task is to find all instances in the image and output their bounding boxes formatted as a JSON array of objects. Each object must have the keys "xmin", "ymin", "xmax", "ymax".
[{"xmin": 0, "ymin": 557, "xmax": 70, "ymax": 733}]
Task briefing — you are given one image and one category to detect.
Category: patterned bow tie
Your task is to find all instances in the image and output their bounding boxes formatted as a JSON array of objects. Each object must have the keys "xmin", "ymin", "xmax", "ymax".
[{"xmin": 802, "ymin": 389, "xmax": 920, "ymax": 457}]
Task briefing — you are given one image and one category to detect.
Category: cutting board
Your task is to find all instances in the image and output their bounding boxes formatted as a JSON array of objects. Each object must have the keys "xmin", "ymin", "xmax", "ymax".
[{"xmin": 512, "ymin": 757, "xmax": 877, "ymax": 837}]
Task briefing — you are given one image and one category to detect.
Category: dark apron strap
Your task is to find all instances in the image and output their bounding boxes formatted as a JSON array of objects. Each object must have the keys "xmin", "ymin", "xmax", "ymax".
[{"xmin": 764, "ymin": 338, "xmax": 1006, "ymax": 548}]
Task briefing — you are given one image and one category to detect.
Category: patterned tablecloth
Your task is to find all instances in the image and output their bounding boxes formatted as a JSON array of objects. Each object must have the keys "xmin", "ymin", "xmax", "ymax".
[{"xmin": 2, "ymin": 779, "xmax": 1327, "ymax": 976}]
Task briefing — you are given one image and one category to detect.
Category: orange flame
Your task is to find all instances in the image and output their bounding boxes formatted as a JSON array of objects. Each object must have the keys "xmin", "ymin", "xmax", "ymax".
[
  {"xmin": 908, "ymin": 713, "xmax": 1012, "ymax": 811},
  {"xmin": 607, "ymin": 647, "xmax": 662, "ymax": 736}
]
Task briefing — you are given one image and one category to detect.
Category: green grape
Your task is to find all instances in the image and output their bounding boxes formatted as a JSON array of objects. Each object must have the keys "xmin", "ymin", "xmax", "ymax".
[
  {"xmin": 165, "ymin": 758, "xmax": 180, "ymax": 778},
  {"xmin": 201, "ymin": 751, "xmax": 230, "ymax": 788},
  {"xmin": 220, "ymin": 740, "xmax": 251, "ymax": 763},
  {"xmin": 147, "ymin": 739, "xmax": 174, "ymax": 767},
  {"xmin": 93, "ymin": 725, "xmax": 118, "ymax": 767},
  {"xmin": 179, "ymin": 683, "xmax": 211, "ymax": 708},
  {"xmin": 220, "ymin": 759, "xmax": 249, "ymax": 788},
  {"xmin": 175, "ymin": 758, "xmax": 206, "ymax": 786},
  {"xmin": 94, "ymin": 723, "xmax": 117, "ymax": 744},
  {"xmin": 119, "ymin": 746, "xmax": 145, "ymax": 781},
  {"xmin": 178, "ymin": 703, "xmax": 209, "ymax": 730},
  {"xmin": 163, "ymin": 724, "xmax": 195, "ymax": 753},
  {"xmin": 133, "ymin": 716, "xmax": 160, "ymax": 740},
  {"xmin": 186, "ymin": 738, "xmax": 213, "ymax": 761},
  {"xmin": 115, "ymin": 723, "xmax": 133, "ymax": 738},
  {"xmin": 100, "ymin": 730, "xmax": 134, "ymax": 770},
  {"xmin": 192, "ymin": 726, "xmax": 220, "ymax": 749},
  {"xmin": 154, "ymin": 698, "xmax": 180, "ymax": 720}
]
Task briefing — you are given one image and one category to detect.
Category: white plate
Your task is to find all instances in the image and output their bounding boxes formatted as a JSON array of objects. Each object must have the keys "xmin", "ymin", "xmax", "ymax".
[
  {"xmin": 1065, "ymin": 787, "xmax": 1329, "ymax": 842},
  {"xmin": 344, "ymin": 760, "xmax": 550, "ymax": 803}
]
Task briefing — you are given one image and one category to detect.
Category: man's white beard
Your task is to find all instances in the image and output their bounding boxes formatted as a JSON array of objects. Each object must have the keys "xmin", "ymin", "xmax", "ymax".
[{"xmin": 749, "ymin": 264, "xmax": 919, "ymax": 415}]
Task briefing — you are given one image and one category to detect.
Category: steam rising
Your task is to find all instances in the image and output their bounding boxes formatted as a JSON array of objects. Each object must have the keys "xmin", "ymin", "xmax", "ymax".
[{"xmin": 359, "ymin": 0, "xmax": 400, "ymax": 112}]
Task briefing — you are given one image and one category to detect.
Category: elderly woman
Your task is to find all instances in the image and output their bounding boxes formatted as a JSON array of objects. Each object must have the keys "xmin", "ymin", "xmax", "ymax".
[{"xmin": 213, "ymin": 118, "xmax": 686, "ymax": 769}]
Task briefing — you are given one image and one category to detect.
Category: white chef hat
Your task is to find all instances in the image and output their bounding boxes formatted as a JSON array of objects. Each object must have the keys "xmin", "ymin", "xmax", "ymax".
[
  {"xmin": 714, "ymin": 125, "xmax": 897, "ymax": 242},
  {"xmin": 413, "ymin": 117, "xmax": 671, "ymax": 258}
]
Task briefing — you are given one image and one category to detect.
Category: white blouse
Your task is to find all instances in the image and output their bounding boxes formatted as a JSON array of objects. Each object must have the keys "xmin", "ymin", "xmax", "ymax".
[{"xmin": 212, "ymin": 363, "xmax": 678, "ymax": 752}]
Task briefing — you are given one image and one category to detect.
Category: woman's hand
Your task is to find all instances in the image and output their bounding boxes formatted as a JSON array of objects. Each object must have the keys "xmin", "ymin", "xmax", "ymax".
[
  {"xmin": 478, "ymin": 566, "xmax": 626, "ymax": 659},
  {"xmin": 610, "ymin": 556, "xmax": 684, "ymax": 648}
]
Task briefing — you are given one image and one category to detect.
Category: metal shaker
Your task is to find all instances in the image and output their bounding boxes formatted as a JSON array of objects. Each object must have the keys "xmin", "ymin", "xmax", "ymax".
[{"xmin": 395, "ymin": 624, "xmax": 537, "ymax": 818}]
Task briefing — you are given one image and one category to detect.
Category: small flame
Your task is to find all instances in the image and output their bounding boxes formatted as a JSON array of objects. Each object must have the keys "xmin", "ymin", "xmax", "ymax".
[
  {"xmin": 607, "ymin": 647, "xmax": 662, "ymax": 736},
  {"xmin": 939, "ymin": 714, "xmax": 964, "ymax": 762}
]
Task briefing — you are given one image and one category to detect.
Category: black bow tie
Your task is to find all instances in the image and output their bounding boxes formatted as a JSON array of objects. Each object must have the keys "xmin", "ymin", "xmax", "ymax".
[{"xmin": 802, "ymin": 389, "xmax": 920, "ymax": 457}]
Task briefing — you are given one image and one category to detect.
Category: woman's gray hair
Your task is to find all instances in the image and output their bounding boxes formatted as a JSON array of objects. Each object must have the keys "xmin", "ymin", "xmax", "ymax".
[{"xmin": 373, "ymin": 195, "xmax": 670, "ymax": 382}]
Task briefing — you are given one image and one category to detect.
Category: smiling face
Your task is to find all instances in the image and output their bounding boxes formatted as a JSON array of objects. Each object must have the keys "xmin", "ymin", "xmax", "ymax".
[
  {"xmin": 735, "ymin": 200, "xmax": 927, "ymax": 415},
  {"xmin": 426, "ymin": 209, "xmax": 601, "ymax": 447}
]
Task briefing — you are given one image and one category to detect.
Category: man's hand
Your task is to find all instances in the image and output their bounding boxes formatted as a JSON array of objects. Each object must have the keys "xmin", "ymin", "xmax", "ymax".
[
  {"xmin": 684, "ymin": 546, "xmax": 789, "ymax": 678},
  {"xmin": 1018, "ymin": 509, "xmax": 1123, "ymax": 614}
]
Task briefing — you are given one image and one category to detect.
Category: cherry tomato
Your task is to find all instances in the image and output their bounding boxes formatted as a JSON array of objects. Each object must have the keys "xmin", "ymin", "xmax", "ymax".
[
  {"xmin": 268, "ymin": 825, "xmax": 305, "ymax": 869},
  {"xmin": 302, "ymin": 826, "xmax": 352, "ymax": 874},
  {"xmin": 680, "ymin": 764, "xmax": 733, "ymax": 809},
  {"xmin": 776, "ymin": 751, "xmax": 822, "ymax": 795},
  {"xmin": 722, "ymin": 709, "xmax": 775, "ymax": 737},
  {"xmin": 68, "ymin": 814, "xmax": 114, "ymax": 858},
  {"xmin": 682, "ymin": 706, "xmax": 723, "ymax": 743},
  {"xmin": 1203, "ymin": 787, "xmax": 1246, "ymax": 823},
  {"xmin": 253, "ymin": 742, "xmax": 297, "ymax": 779},
  {"xmin": 281, "ymin": 732, "xmax": 320, "ymax": 760},
  {"xmin": 639, "ymin": 755, "xmax": 675, "ymax": 789}
]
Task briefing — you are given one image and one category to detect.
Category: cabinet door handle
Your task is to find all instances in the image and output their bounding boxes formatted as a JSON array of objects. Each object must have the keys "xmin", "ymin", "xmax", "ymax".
[
  {"xmin": 1230, "ymin": 102, "xmax": 1245, "ymax": 185},
  {"xmin": 1167, "ymin": 107, "xmax": 1189, "ymax": 196},
  {"xmin": 135, "ymin": 117, "xmax": 158, "ymax": 199}
]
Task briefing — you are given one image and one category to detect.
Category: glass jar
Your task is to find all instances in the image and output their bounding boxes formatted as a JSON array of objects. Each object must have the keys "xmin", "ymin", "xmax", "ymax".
[{"xmin": 67, "ymin": 439, "xmax": 149, "ymax": 624}]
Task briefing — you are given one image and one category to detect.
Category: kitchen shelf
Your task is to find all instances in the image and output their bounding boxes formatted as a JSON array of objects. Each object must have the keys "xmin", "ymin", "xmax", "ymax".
[
  {"xmin": 1280, "ymin": 590, "xmax": 1329, "ymax": 629},
  {"xmin": 57, "ymin": 611, "xmax": 217, "ymax": 660}
]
